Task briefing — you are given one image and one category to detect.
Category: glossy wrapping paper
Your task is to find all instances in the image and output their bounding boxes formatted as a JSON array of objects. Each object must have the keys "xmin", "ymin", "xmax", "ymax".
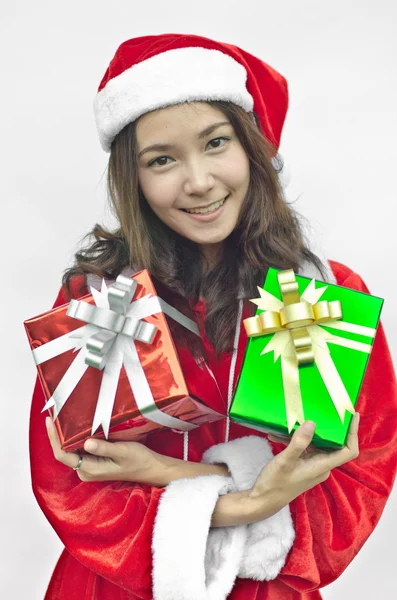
[
  {"xmin": 24, "ymin": 270, "xmax": 224, "ymax": 451},
  {"xmin": 230, "ymin": 268, "xmax": 384, "ymax": 448}
]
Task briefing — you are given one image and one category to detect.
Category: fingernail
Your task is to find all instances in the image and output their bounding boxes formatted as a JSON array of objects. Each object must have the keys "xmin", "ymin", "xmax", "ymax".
[
  {"xmin": 302, "ymin": 421, "xmax": 316, "ymax": 433},
  {"xmin": 85, "ymin": 440, "xmax": 97, "ymax": 452},
  {"xmin": 45, "ymin": 417, "xmax": 51, "ymax": 429}
]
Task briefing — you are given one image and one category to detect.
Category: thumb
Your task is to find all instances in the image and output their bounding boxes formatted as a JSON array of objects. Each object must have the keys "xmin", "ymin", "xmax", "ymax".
[
  {"xmin": 84, "ymin": 438, "xmax": 125, "ymax": 461},
  {"xmin": 284, "ymin": 421, "xmax": 316, "ymax": 461}
]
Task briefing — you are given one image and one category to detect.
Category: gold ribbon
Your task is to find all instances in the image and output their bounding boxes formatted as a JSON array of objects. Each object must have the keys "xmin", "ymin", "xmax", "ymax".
[{"xmin": 244, "ymin": 269, "xmax": 376, "ymax": 433}]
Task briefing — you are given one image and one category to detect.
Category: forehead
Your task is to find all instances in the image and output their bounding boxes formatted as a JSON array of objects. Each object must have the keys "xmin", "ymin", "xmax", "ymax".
[{"xmin": 136, "ymin": 102, "xmax": 227, "ymax": 142}]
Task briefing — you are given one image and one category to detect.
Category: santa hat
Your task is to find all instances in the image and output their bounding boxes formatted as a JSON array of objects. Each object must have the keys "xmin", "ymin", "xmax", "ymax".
[{"xmin": 93, "ymin": 33, "xmax": 289, "ymax": 153}]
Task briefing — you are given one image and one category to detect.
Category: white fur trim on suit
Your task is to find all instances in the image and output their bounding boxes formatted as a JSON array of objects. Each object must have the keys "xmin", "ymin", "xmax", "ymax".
[
  {"xmin": 152, "ymin": 436, "xmax": 295, "ymax": 599},
  {"xmin": 94, "ymin": 46, "xmax": 254, "ymax": 152},
  {"xmin": 203, "ymin": 436, "xmax": 295, "ymax": 581},
  {"xmin": 152, "ymin": 474, "xmax": 247, "ymax": 600}
]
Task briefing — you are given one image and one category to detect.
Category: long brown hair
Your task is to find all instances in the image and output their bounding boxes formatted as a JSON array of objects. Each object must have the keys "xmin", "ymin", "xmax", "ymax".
[{"xmin": 63, "ymin": 100, "xmax": 325, "ymax": 355}]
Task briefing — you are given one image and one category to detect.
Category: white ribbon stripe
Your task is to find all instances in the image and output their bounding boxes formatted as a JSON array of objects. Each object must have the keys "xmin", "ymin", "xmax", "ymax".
[{"xmin": 34, "ymin": 275, "xmax": 199, "ymax": 437}]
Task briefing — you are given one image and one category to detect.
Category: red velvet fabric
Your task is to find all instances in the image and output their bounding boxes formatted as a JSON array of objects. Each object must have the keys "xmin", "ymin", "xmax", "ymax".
[{"xmin": 29, "ymin": 261, "xmax": 397, "ymax": 599}]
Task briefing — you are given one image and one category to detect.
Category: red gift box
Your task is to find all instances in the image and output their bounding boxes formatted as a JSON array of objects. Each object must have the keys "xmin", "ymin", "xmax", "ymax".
[{"xmin": 24, "ymin": 270, "xmax": 224, "ymax": 451}]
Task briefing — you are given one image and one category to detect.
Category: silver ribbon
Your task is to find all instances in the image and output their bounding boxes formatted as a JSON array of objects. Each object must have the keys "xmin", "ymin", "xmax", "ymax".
[{"xmin": 33, "ymin": 275, "xmax": 199, "ymax": 437}]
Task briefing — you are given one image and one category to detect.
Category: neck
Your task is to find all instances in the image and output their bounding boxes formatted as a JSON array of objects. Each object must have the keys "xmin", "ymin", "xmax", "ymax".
[{"xmin": 199, "ymin": 242, "xmax": 223, "ymax": 273}]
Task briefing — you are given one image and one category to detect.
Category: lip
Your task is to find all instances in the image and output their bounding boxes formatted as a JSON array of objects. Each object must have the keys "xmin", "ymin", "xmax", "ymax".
[{"xmin": 181, "ymin": 195, "xmax": 229, "ymax": 222}]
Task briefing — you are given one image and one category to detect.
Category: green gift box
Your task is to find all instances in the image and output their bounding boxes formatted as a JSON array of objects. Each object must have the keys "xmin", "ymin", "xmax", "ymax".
[{"xmin": 230, "ymin": 268, "xmax": 384, "ymax": 449}]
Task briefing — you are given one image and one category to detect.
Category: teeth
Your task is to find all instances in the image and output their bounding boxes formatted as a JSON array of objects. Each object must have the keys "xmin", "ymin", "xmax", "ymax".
[{"xmin": 185, "ymin": 196, "xmax": 227, "ymax": 214}]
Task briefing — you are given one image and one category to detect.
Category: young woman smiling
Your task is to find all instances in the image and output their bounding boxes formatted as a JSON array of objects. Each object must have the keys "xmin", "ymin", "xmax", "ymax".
[{"xmin": 30, "ymin": 33, "xmax": 397, "ymax": 600}]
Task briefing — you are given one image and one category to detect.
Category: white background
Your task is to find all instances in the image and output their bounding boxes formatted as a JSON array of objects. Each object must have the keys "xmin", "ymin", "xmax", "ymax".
[{"xmin": 3, "ymin": 0, "xmax": 397, "ymax": 598}]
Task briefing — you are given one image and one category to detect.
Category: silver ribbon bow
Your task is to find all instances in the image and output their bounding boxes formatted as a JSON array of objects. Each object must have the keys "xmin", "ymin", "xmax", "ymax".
[{"xmin": 33, "ymin": 275, "xmax": 199, "ymax": 437}]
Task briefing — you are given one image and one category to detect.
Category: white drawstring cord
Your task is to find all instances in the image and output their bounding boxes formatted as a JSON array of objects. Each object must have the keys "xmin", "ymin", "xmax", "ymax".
[
  {"xmin": 224, "ymin": 298, "xmax": 244, "ymax": 443},
  {"xmin": 183, "ymin": 431, "xmax": 189, "ymax": 461}
]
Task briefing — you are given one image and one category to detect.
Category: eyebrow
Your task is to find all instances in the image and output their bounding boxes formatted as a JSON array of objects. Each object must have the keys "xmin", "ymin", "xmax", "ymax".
[{"xmin": 137, "ymin": 120, "xmax": 231, "ymax": 158}]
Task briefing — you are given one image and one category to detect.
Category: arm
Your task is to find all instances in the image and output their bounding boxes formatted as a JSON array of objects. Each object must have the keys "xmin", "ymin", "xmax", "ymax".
[
  {"xmin": 31, "ymin": 374, "xmax": 161, "ymax": 594},
  {"xmin": 46, "ymin": 419, "xmax": 230, "ymax": 485},
  {"xmin": 47, "ymin": 402, "xmax": 282, "ymax": 528},
  {"xmin": 275, "ymin": 270, "xmax": 397, "ymax": 592},
  {"xmin": 29, "ymin": 280, "xmax": 165, "ymax": 594},
  {"xmin": 193, "ymin": 267, "xmax": 397, "ymax": 591}
]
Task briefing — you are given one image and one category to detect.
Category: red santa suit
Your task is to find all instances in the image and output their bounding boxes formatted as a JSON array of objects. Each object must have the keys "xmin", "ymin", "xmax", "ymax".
[{"xmin": 29, "ymin": 259, "xmax": 397, "ymax": 600}]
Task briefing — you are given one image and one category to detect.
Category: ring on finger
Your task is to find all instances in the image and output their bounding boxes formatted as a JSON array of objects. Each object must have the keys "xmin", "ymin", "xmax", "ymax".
[{"xmin": 73, "ymin": 455, "xmax": 83, "ymax": 471}]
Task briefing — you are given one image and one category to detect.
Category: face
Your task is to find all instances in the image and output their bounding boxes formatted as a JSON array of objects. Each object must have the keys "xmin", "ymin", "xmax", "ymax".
[{"xmin": 136, "ymin": 102, "xmax": 250, "ymax": 261}]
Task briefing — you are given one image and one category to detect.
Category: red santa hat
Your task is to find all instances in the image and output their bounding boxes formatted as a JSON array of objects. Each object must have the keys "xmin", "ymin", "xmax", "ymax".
[{"xmin": 93, "ymin": 33, "xmax": 289, "ymax": 153}]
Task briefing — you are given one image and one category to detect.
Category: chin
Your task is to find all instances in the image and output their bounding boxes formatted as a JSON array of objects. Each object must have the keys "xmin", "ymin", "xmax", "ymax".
[
  {"xmin": 190, "ymin": 224, "xmax": 237, "ymax": 245},
  {"xmin": 190, "ymin": 233, "xmax": 231, "ymax": 246}
]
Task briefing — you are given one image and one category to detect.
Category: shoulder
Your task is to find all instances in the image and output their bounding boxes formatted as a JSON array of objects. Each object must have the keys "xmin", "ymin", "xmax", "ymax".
[
  {"xmin": 52, "ymin": 274, "xmax": 89, "ymax": 309},
  {"xmin": 51, "ymin": 266, "xmax": 134, "ymax": 310},
  {"xmin": 328, "ymin": 260, "xmax": 371, "ymax": 294}
]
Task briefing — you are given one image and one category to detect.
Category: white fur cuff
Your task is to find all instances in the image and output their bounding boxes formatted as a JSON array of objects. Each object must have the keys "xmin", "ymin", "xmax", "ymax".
[
  {"xmin": 202, "ymin": 436, "xmax": 295, "ymax": 581},
  {"xmin": 152, "ymin": 474, "xmax": 247, "ymax": 600}
]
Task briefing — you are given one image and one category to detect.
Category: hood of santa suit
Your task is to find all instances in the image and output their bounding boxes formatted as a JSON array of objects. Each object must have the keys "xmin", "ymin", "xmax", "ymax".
[{"xmin": 92, "ymin": 33, "xmax": 336, "ymax": 600}]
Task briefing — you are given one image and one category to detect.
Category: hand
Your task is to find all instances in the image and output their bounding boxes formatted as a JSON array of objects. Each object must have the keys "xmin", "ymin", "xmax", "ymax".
[
  {"xmin": 45, "ymin": 417, "xmax": 229, "ymax": 486},
  {"xmin": 249, "ymin": 413, "xmax": 360, "ymax": 506},
  {"xmin": 45, "ymin": 416, "xmax": 156, "ymax": 483}
]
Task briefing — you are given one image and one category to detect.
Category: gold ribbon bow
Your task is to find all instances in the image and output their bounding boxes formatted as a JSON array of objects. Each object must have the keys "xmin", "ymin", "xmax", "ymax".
[{"xmin": 244, "ymin": 269, "xmax": 376, "ymax": 433}]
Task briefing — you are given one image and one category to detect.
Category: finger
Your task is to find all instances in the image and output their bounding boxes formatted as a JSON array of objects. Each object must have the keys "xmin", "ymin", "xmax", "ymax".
[
  {"xmin": 283, "ymin": 421, "xmax": 316, "ymax": 462},
  {"xmin": 45, "ymin": 417, "xmax": 81, "ymax": 469},
  {"xmin": 83, "ymin": 438, "xmax": 127, "ymax": 462},
  {"xmin": 45, "ymin": 416, "xmax": 62, "ymax": 458},
  {"xmin": 333, "ymin": 412, "xmax": 360, "ymax": 465},
  {"xmin": 269, "ymin": 435, "xmax": 317, "ymax": 456},
  {"xmin": 268, "ymin": 434, "xmax": 289, "ymax": 446},
  {"xmin": 345, "ymin": 412, "xmax": 360, "ymax": 453},
  {"xmin": 306, "ymin": 444, "xmax": 328, "ymax": 454},
  {"xmin": 314, "ymin": 413, "xmax": 360, "ymax": 470},
  {"xmin": 74, "ymin": 454, "xmax": 119, "ymax": 481}
]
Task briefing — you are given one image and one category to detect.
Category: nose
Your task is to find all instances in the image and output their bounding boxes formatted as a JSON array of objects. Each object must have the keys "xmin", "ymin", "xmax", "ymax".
[{"xmin": 183, "ymin": 158, "xmax": 215, "ymax": 196}]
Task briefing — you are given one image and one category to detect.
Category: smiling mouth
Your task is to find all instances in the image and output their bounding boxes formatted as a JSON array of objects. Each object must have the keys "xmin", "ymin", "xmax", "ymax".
[{"xmin": 181, "ymin": 195, "xmax": 229, "ymax": 215}]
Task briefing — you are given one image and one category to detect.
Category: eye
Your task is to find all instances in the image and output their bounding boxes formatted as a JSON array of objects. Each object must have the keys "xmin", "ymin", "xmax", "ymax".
[
  {"xmin": 207, "ymin": 136, "xmax": 230, "ymax": 149},
  {"xmin": 146, "ymin": 137, "xmax": 231, "ymax": 168},
  {"xmin": 147, "ymin": 156, "xmax": 173, "ymax": 168}
]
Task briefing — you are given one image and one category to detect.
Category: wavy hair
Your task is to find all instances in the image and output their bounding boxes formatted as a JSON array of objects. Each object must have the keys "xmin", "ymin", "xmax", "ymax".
[{"xmin": 62, "ymin": 101, "xmax": 325, "ymax": 355}]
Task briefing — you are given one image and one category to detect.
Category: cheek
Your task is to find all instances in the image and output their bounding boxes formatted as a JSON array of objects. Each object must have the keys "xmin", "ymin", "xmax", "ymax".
[
  {"xmin": 138, "ymin": 171, "xmax": 179, "ymax": 213},
  {"xmin": 221, "ymin": 148, "xmax": 250, "ymax": 190}
]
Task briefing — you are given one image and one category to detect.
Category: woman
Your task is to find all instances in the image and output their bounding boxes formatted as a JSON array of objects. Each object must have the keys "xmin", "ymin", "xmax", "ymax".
[{"xmin": 30, "ymin": 33, "xmax": 397, "ymax": 600}]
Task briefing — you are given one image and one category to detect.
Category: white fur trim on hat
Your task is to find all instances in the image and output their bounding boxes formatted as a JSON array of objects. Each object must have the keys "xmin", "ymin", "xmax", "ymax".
[
  {"xmin": 152, "ymin": 474, "xmax": 247, "ymax": 600},
  {"xmin": 94, "ymin": 46, "xmax": 254, "ymax": 152},
  {"xmin": 202, "ymin": 436, "xmax": 295, "ymax": 581}
]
